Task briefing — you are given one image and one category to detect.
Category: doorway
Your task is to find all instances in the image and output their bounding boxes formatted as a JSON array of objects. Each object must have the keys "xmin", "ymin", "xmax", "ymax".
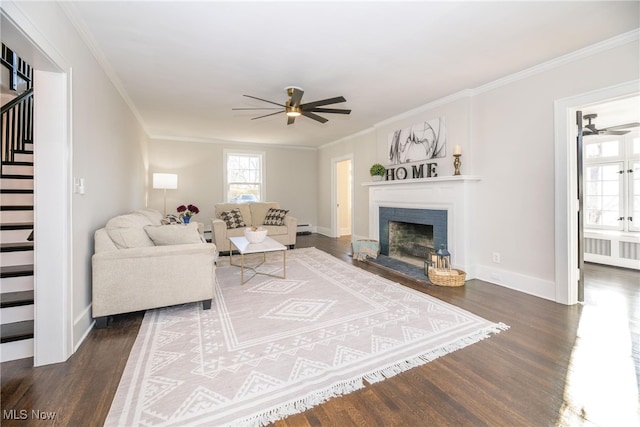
[
  {"xmin": 332, "ymin": 155, "xmax": 353, "ymax": 238},
  {"xmin": 2, "ymin": 9, "xmax": 73, "ymax": 365},
  {"xmin": 554, "ymin": 81, "xmax": 640, "ymax": 305}
]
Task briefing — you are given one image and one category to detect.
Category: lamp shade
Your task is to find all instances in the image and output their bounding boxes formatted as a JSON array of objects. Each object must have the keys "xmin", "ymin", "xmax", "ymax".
[{"xmin": 152, "ymin": 173, "xmax": 178, "ymax": 190}]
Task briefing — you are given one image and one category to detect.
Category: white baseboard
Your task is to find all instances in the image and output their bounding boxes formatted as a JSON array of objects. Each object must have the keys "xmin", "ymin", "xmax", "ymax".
[
  {"xmin": 315, "ymin": 226, "xmax": 333, "ymax": 237},
  {"xmin": 73, "ymin": 303, "xmax": 94, "ymax": 352},
  {"xmin": 475, "ymin": 264, "xmax": 556, "ymax": 302}
]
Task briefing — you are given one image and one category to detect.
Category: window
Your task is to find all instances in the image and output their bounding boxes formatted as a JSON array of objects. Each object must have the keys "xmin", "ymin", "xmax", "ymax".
[
  {"xmin": 584, "ymin": 132, "xmax": 639, "ymax": 232},
  {"xmin": 224, "ymin": 150, "xmax": 265, "ymax": 203}
]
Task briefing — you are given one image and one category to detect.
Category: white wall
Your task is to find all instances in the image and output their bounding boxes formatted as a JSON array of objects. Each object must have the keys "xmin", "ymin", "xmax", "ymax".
[
  {"xmin": 317, "ymin": 34, "xmax": 639, "ymax": 302},
  {"xmin": 147, "ymin": 138, "xmax": 317, "ymax": 231},
  {"xmin": 2, "ymin": 1, "xmax": 149, "ymax": 358}
]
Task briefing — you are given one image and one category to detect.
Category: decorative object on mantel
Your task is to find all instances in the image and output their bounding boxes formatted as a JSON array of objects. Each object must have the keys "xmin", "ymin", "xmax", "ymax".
[
  {"xmin": 453, "ymin": 144, "xmax": 462, "ymax": 176},
  {"xmin": 428, "ymin": 244, "xmax": 466, "ymax": 287},
  {"xmin": 388, "ymin": 117, "xmax": 446, "ymax": 165},
  {"xmin": 177, "ymin": 204, "xmax": 199, "ymax": 224},
  {"xmin": 369, "ymin": 163, "xmax": 386, "ymax": 181}
]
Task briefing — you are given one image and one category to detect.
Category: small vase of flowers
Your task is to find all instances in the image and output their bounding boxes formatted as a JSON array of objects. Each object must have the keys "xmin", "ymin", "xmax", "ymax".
[{"xmin": 177, "ymin": 204, "xmax": 199, "ymax": 224}]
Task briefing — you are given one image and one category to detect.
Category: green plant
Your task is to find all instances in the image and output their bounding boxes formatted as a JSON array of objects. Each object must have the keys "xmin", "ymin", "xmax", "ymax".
[{"xmin": 369, "ymin": 163, "xmax": 386, "ymax": 176}]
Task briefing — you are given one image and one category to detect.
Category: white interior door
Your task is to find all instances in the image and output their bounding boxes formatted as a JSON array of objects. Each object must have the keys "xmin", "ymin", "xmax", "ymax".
[{"xmin": 336, "ymin": 159, "xmax": 352, "ymax": 237}]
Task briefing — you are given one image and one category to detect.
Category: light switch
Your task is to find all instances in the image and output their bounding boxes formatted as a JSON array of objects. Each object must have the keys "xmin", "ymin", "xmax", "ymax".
[{"xmin": 74, "ymin": 177, "xmax": 85, "ymax": 195}]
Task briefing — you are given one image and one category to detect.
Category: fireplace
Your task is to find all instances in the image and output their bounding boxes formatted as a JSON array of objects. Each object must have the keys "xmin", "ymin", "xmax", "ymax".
[
  {"xmin": 379, "ymin": 207, "xmax": 447, "ymax": 267},
  {"xmin": 388, "ymin": 222, "xmax": 434, "ymax": 267},
  {"xmin": 365, "ymin": 176, "xmax": 479, "ymax": 276}
]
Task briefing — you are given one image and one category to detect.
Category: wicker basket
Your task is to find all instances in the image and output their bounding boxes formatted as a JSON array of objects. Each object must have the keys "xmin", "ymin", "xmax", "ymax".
[{"xmin": 428, "ymin": 268, "xmax": 466, "ymax": 287}]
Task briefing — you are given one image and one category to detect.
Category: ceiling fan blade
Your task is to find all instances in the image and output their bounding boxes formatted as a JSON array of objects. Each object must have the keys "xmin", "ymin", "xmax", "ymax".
[
  {"xmin": 232, "ymin": 107, "xmax": 283, "ymax": 110},
  {"xmin": 243, "ymin": 94, "xmax": 286, "ymax": 107},
  {"xmin": 287, "ymin": 116, "xmax": 296, "ymax": 125},
  {"xmin": 600, "ymin": 130, "xmax": 629, "ymax": 135},
  {"xmin": 310, "ymin": 108, "xmax": 351, "ymax": 115},
  {"xmin": 301, "ymin": 111, "xmax": 328, "ymax": 124},
  {"xmin": 251, "ymin": 110, "xmax": 285, "ymax": 120},
  {"xmin": 290, "ymin": 88, "xmax": 304, "ymax": 107},
  {"xmin": 603, "ymin": 122, "xmax": 640, "ymax": 131},
  {"xmin": 301, "ymin": 96, "xmax": 347, "ymax": 110}
]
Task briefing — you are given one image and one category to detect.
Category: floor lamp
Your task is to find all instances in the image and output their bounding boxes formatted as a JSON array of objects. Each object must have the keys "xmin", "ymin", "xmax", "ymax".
[{"xmin": 153, "ymin": 173, "xmax": 178, "ymax": 216}]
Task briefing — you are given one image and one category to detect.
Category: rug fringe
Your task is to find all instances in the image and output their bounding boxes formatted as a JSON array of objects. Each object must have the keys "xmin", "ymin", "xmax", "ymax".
[
  {"xmin": 234, "ymin": 378, "xmax": 365, "ymax": 427},
  {"xmin": 232, "ymin": 323, "xmax": 509, "ymax": 427}
]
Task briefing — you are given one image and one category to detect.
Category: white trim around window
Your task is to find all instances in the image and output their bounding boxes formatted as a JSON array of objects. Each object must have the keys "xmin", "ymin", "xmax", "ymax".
[{"xmin": 223, "ymin": 149, "xmax": 266, "ymax": 202}]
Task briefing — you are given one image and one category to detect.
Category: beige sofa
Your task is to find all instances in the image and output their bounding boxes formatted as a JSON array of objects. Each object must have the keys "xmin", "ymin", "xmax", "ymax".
[
  {"xmin": 211, "ymin": 202, "xmax": 297, "ymax": 252},
  {"xmin": 92, "ymin": 209, "xmax": 217, "ymax": 328}
]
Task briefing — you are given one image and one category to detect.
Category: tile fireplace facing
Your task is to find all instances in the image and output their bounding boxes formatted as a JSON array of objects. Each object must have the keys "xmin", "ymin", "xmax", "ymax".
[{"xmin": 364, "ymin": 176, "xmax": 480, "ymax": 277}]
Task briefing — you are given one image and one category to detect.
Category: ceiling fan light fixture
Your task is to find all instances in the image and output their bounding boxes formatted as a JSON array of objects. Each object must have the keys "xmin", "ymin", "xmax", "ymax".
[{"xmin": 286, "ymin": 106, "xmax": 301, "ymax": 117}]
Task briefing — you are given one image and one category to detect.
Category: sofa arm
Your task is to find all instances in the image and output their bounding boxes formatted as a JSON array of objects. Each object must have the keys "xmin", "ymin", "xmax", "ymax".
[
  {"xmin": 92, "ymin": 243, "xmax": 217, "ymax": 318},
  {"xmin": 211, "ymin": 219, "xmax": 230, "ymax": 251},
  {"xmin": 284, "ymin": 215, "xmax": 298, "ymax": 247}
]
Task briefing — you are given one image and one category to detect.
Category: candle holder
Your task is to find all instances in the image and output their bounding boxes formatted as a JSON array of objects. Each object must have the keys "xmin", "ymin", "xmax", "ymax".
[{"xmin": 453, "ymin": 154, "xmax": 461, "ymax": 176}]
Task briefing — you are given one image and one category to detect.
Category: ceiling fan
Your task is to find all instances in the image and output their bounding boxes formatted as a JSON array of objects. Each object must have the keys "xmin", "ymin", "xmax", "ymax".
[
  {"xmin": 232, "ymin": 86, "xmax": 351, "ymax": 125},
  {"xmin": 582, "ymin": 113, "xmax": 639, "ymax": 136}
]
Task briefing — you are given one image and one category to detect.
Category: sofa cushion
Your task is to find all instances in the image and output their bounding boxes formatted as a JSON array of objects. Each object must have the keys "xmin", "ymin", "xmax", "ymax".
[
  {"xmin": 144, "ymin": 223, "xmax": 203, "ymax": 245},
  {"xmin": 260, "ymin": 225, "xmax": 288, "ymax": 236},
  {"xmin": 106, "ymin": 214, "xmax": 155, "ymax": 249},
  {"xmin": 263, "ymin": 208, "xmax": 289, "ymax": 226},
  {"xmin": 220, "ymin": 208, "xmax": 247, "ymax": 229}
]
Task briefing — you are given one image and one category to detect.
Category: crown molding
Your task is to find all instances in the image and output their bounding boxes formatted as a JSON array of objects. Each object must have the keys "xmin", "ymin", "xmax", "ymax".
[
  {"xmin": 472, "ymin": 28, "xmax": 640, "ymax": 96},
  {"xmin": 318, "ymin": 127, "xmax": 375, "ymax": 150},
  {"xmin": 323, "ymin": 28, "xmax": 640, "ymax": 148},
  {"xmin": 150, "ymin": 134, "xmax": 318, "ymax": 151}
]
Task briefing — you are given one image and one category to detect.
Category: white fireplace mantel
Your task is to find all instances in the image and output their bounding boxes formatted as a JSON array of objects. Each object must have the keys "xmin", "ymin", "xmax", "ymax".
[{"xmin": 364, "ymin": 175, "xmax": 481, "ymax": 277}]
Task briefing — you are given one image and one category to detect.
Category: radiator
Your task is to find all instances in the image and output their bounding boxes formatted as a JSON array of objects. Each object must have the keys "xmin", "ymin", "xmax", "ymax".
[
  {"xmin": 585, "ymin": 238, "xmax": 611, "ymax": 256},
  {"xmin": 297, "ymin": 224, "xmax": 312, "ymax": 235},
  {"xmin": 620, "ymin": 241, "xmax": 640, "ymax": 260}
]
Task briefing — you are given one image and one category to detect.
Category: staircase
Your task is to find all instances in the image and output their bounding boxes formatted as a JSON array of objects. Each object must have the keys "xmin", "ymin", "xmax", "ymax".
[{"xmin": 1, "ymin": 43, "xmax": 34, "ymax": 362}]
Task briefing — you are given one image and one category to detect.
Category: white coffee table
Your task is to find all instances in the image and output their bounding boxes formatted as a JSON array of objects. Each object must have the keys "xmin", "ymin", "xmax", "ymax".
[{"xmin": 228, "ymin": 236, "xmax": 287, "ymax": 285}]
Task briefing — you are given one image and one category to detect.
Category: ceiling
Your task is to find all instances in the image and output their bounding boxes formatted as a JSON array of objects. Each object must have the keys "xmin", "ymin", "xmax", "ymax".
[{"xmin": 62, "ymin": 1, "xmax": 639, "ymax": 148}]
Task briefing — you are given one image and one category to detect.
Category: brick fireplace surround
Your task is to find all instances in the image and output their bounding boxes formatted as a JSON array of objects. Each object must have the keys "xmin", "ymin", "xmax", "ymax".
[{"xmin": 363, "ymin": 176, "xmax": 481, "ymax": 278}]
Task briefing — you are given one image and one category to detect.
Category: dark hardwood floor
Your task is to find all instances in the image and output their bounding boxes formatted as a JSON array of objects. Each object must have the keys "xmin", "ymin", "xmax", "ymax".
[{"xmin": 1, "ymin": 234, "xmax": 638, "ymax": 426}]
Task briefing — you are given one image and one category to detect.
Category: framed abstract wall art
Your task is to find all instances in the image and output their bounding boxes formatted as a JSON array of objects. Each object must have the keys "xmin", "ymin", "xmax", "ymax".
[{"xmin": 388, "ymin": 117, "xmax": 446, "ymax": 165}]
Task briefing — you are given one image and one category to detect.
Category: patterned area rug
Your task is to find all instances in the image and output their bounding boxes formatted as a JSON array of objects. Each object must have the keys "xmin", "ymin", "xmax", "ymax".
[{"xmin": 106, "ymin": 247, "xmax": 507, "ymax": 426}]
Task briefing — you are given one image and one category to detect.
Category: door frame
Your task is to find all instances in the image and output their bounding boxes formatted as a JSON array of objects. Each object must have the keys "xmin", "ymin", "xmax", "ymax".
[
  {"xmin": 330, "ymin": 154, "xmax": 354, "ymax": 238},
  {"xmin": 553, "ymin": 80, "xmax": 639, "ymax": 305},
  {"xmin": 2, "ymin": 3, "xmax": 74, "ymax": 364}
]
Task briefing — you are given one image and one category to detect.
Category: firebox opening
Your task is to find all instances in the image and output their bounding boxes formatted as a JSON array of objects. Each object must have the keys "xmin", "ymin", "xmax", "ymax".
[{"xmin": 388, "ymin": 221, "xmax": 434, "ymax": 268}]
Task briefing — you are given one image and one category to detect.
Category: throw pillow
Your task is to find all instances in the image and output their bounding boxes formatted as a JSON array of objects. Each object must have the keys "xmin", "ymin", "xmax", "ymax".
[
  {"xmin": 220, "ymin": 208, "xmax": 246, "ymax": 229},
  {"xmin": 144, "ymin": 223, "xmax": 203, "ymax": 246},
  {"xmin": 263, "ymin": 208, "xmax": 289, "ymax": 226},
  {"xmin": 105, "ymin": 214, "xmax": 155, "ymax": 249},
  {"xmin": 161, "ymin": 214, "xmax": 183, "ymax": 225}
]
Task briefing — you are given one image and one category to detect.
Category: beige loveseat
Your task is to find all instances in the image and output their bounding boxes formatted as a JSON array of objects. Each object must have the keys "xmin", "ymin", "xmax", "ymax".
[
  {"xmin": 92, "ymin": 209, "xmax": 217, "ymax": 328},
  {"xmin": 211, "ymin": 202, "xmax": 297, "ymax": 252}
]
